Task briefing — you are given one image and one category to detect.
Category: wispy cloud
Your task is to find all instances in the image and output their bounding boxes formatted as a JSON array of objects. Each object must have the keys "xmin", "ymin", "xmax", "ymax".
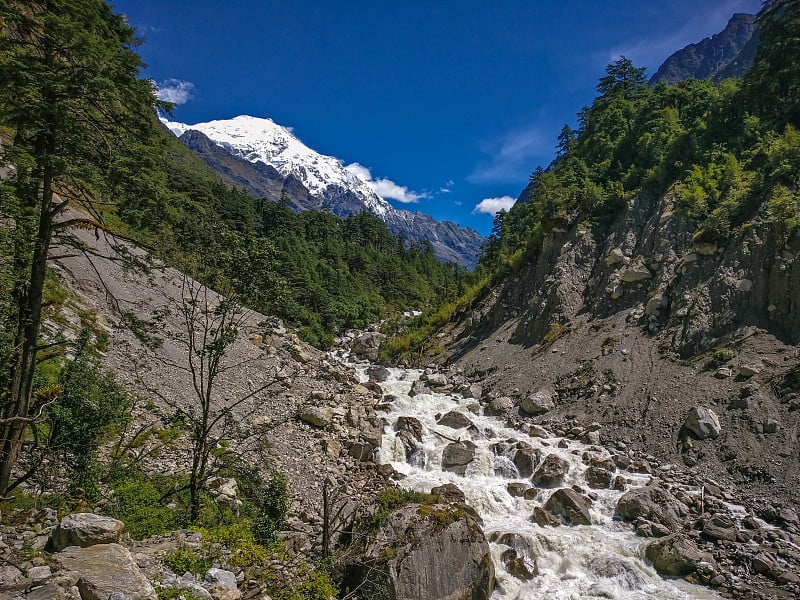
[
  {"xmin": 469, "ymin": 125, "xmax": 552, "ymax": 184},
  {"xmin": 155, "ymin": 79, "xmax": 195, "ymax": 106},
  {"xmin": 344, "ymin": 162, "xmax": 427, "ymax": 204},
  {"xmin": 611, "ymin": 0, "xmax": 762, "ymax": 70},
  {"xmin": 473, "ymin": 196, "xmax": 516, "ymax": 215}
]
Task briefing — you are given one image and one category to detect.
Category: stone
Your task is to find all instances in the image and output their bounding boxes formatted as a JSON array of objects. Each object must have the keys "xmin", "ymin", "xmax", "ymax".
[
  {"xmin": 701, "ymin": 513, "xmax": 737, "ymax": 542},
  {"xmin": 409, "ymin": 379, "xmax": 431, "ymax": 397},
  {"xmin": 425, "ymin": 373, "xmax": 449, "ymax": 388},
  {"xmin": 366, "ymin": 365, "xmax": 391, "ymax": 383},
  {"xmin": 348, "ymin": 441, "xmax": 375, "ymax": 461},
  {"xmin": 543, "ymin": 488, "xmax": 592, "ymax": 526},
  {"xmin": 205, "ymin": 568, "xmax": 238, "ymax": 589},
  {"xmin": 606, "ymin": 247, "xmax": 626, "ymax": 266},
  {"xmin": 0, "ymin": 565, "xmax": 22, "ymax": 586},
  {"xmin": 344, "ymin": 503, "xmax": 494, "ymax": 600},
  {"xmin": 531, "ymin": 454, "xmax": 570, "ymax": 487},
  {"xmin": 298, "ymin": 406, "xmax": 332, "ymax": 428},
  {"xmin": 431, "ymin": 483, "xmax": 466, "ymax": 504},
  {"xmin": 683, "ymin": 407, "xmax": 722, "ymax": 439},
  {"xmin": 616, "ymin": 484, "xmax": 689, "ymax": 532},
  {"xmin": 396, "ymin": 416, "xmax": 423, "ymax": 441},
  {"xmin": 620, "ymin": 262, "xmax": 652, "ymax": 282},
  {"xmin": 528, "ymin": 425, "xmax": 549, "ymax": 438},
  {"xmin": 49, "ymin": 513, "xmax": 124, "ymax": 551},
  {"xmin": 714, "ymin": 367, "xmax": 734, "ymax": 379},
  {"xmin": 27, "ymin": 565, "xmax": 52, "ymax": 582},
  {"xmin": 438, "ymin": 411, "xmax": 473, "ymax": 429},
  {"xmin": 463, "ymin": 384, "xmax": 483, "ymax": 400},
  {"xmin": 53, "ymin": 543, "xmax": 157, "ymax": 600},
  {"xmin": 512, "ymin": 445, "xmax": 541, "ymax": 478},
  {"xmin": 351, "ymin": 332, "xmax": 385, "ymax": 360},
  {"xmin": 518, "ymin": 391, "xmax": 555, "ymax": 416},
  {"xmin": 585, "ymin": 466, "xmax": 613, "ymax": 489},
  {"xmin": 763, "ymin": 418, "xmax": 779, "ymax": 434},
  {"xmin": 645, "ymin": 534, "xmax": 712, "ymax": 577},
  {"xmin": 501, "ymin": 550, "xmax": 536, "ymax": 581},
  {"xmin": 506, "ymin": 483, "xmax": 528, "ymax": 498},
  {"xmin": 531, "ymin": 507, "xmax": 560, "ymax": 527},
  {"xmin": 486, "ymin": 396, "xmax": 514, "ymax": 416},
  {"xmin": 734, "ymin": 279, "xmax": 753, "ymax": 292},
  {"xmin": 645, "ymin": 292, "xmax": 667, "ymax": 317},
  {"xmin": 442, "ymin": 441, "xmax": 478, "ymax": 475},
  {"xmin": 738, "ymin": 364, "xmax": 761, "ymax": 377}
]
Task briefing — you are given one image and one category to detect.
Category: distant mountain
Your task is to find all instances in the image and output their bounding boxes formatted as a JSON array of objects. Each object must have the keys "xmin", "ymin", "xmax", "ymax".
[
  {"xmin": 162, "ymin": 116, "xmax": 484, "ymax": 267},
  {"xmin": 650, "ymin": 12, "xmax": 758, "ymax": 84}
]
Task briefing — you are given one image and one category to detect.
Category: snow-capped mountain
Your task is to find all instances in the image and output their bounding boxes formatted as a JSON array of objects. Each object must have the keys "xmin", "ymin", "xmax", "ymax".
[{"xmin": 161, "ymin": 115, "xmax": 484, "ymax": 267}]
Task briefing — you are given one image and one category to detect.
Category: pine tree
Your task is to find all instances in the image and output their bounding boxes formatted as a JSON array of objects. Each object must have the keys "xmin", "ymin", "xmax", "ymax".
[{"xmin": 0, "ymin": 0, "xmax": 158, "ymax": 494}]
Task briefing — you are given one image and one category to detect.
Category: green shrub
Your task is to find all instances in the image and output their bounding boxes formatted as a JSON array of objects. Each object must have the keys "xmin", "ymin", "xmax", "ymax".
[
  {"xmin": 164, "ymin": 545, "xmax": 211, "ymax": 577},
  {"xmin": 108, "ymin": 474, "xmax": 185, "ymax": 538},
  {"xmin": 251, "ymin": 472, "xmax": 290, "ymax": 546},
  {"xmin": 371, "ymin": 488, "xmax": 439, "ymax": 530}
]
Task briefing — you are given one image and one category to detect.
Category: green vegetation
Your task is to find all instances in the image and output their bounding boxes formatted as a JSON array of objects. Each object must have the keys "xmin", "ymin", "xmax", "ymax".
[
  {"xmin": 371, "ymin": 488, "xmax": 440, "ymax": 530},
  {"xmin": 385, "ymin": 2, "xmax": 800, "ymax": 360}
]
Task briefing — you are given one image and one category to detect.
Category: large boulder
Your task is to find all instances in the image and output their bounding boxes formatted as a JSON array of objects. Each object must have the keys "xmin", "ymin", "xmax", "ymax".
[
  {"xmin": 616, "ymin": 484, "xmax": 689, "ymax": 532},
  {"xmin": 438, "ymin": 411, "xmax": 473, "ymax": 429},
  {"xmin": 343, "ymin": 503, "xmax": 494, "ymax": 600},
  {"xmin": 531, "ymin": 454, "xmax": 570, "ymax": 487},
  {"xmin": 518, "ymin": 391, "xmax": 555, "ymax": 416},
  {"xmin": 543, "ymin": 489, "xmax": 592, "ymax": 526},
  {"xmin": 645, "ymin": 534, "xmax": 713, "ymax": 577},
  {"xmin": 366, "ymin": 365, "xmax": 391, "ymax": 383},
  {"xmin": 298, "ymin": 406, "xmax": 333, "ymax": 428},
  {"xmin": 53, "ymin": 543, "xmax": 157, "ymax": 600},
  {"xmin": 683, "ymin": 407, "xmax": 722, "ymax": 439},
  {"xmin": 512, "ymin": 444, "xmax": 541, "ymax": 478},
  {"xmin": 442, "ymin": 441, "xmax": 478, "ymax": 475},
  {"xmin": 49, "ymin": 513, "xmax": 124, "ymax": 551},
  {"xmin": 352, "ymin": 332, "xmax": 385, "ymax": 360}
]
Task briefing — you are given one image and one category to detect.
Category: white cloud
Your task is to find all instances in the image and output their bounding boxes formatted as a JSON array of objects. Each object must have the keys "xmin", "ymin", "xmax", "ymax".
[
  {"xmin": 155, "ymin": 79, "xmax": 195, "ymax": 106},
  {"xmin": 344, "ymin": 162, "xmax": 427, "ymax": 204},
  {"xmin": 472, "ymin": 196, "xmax": 516, "ymax": 215},
  {"xmin": 469, "ymin": 125, "xmax": 551, "ymax": 184}
]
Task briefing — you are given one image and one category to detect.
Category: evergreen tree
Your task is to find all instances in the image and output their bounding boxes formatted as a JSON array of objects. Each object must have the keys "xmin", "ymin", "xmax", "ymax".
[{"xmin": 0, "ymin": 0, "xmax": 158, "ymax": 494}]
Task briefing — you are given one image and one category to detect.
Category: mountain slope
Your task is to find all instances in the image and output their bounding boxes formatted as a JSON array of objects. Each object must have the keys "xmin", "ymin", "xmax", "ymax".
[
  {"xmin": 650, "ymin": 12, "xmax": 757, "ymax": 84},
  {"xmin": 162, "ymin": 116, "xmax": 484, "ymax": 267}
]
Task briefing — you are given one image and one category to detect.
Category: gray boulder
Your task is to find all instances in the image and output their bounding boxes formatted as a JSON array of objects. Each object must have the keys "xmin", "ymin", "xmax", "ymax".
[
  {"xmin": 585, "ymin": 466, "xmax": 613, "ymax": 489},
  {"xmin": 50, "ymin": 513, "xmax": 124, "ymax": 551},
  {"xmin": 53, "ymin": 543, "xmax": 157, "ymax": 600},
  {"xmin": 518, "ymin": 391, "xmax": 555, "ymax": 416},
  {"xmin": 486, "ymin": 396, "xmax": 514, "ymax": 416},
  {"xmin": 645, "ymin": 534, "xmax": 713, "ymax": 577},
  {"xmin": 344, "ymin": 503, "xmax": 494, "ymax": 600},
  {"xmin": 438, "ymin": 411, "xmax": 473, "ymax": 429},
  {"xmin": 543, "ymin": 488, "xmax": 592, "ymax": 526},
  {"xmin": 366, "ymin": 365, "xmax": 391, "ymax": 383},
  {"xmin": 351, "ymin": 332, "xmax": 385, "ymax": 360},
  {"xmin": 616, "ymin": 484, "xmax": 689, "ymax": 532},
  {"xmin": 683, "ymin": 407, "xmax": 722, "ymax": 439},
  {"xmin": 531, "ymin": 454, "xmax": 570, "ymax": 487},
  {"xmin": 512, "ymin": 444, "xmax": 541, "ymax": 478},
  {"xmin": 409, "ymin": 379, "xmax": 431, "ymax": 397},
  {"xmin": 298, "ymin": 406, "xmax": 332, "ymax": 428},
  {"xmin": 442, "ymin": 441, "xmax": 478, "ymax": 475},
  {"xmin": 396, "ymin": 416, "xmax": 423, "ymax": 441}
]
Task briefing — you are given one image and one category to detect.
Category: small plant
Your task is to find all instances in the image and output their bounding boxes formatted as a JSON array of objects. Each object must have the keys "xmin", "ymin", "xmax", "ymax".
[
  {"xmin": 705, "ymin": 347, "xmax": 737, "ymax": 370},
  {"xmin": 251, "ymin": 471, "xmax": 290, "ymax": 546},
  {"xmin": 371, "ymin": 488, "xmax": 439, "ymax": 530},
  {"xmin": 601, "ymin": 336, "xmax": 619, "ymax": 356},
  {"xmin": 541, "ymin": 321, "xmax": 570, "ymax": 347},
  {"xmin": 164, "ymin": 545, "xmax": 212, "ymax": 577}
]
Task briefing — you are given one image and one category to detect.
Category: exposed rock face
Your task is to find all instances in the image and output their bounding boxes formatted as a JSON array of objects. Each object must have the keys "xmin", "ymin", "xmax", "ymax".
[
  {"xmin": 616, "ymin": 484, "xmax": 689, "ymax": 532},
  {"xmin": 650, "ymin": 13, "xmax": 758, "ymax": 85},
  {"xmin": 53, "ymin": 543, "xmax": 157, "ymax": 600},
  {"xmin": 543, "ymin": 488, "xmax": 592, "ymax": 525},
  {"xmin": 644, "ymin": 534, "xmax": 713, "ymax": 577},
  {"xmin": 343, "ymin": 503, "xmax": 494, "ymax": 600},
  {"xmin": 49, "ymin": 513, "xmax": 124, "ymax": 552}
]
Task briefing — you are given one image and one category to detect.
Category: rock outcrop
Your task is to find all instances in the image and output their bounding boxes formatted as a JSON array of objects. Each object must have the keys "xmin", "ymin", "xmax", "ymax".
[{"xmin": 49, "ymin": 513, "xmax": 124, "ymax": 552}]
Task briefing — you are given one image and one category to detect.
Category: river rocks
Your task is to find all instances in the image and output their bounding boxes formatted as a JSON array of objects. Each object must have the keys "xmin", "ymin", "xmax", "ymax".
[
  {"xmin": 616, "ymin": 484, "xmax": 689, "ymax": 532},
  {"xmin": 438, "ymin": 410, "xmax": 473, "ymax": 429},
  {"xmin": 518, "ymin": 390, "xmax": 555, "ymax": 416},
  {"xmin": 351, "ymin": 332, "xmax": 385, "ymax": 360},
  {"xmin": 366, "ymin": 365, "xmax": 391, "ymax": 383},
  {"xmin": 53, "ymin": 543, "xmax": 157, "ymax": 600},
  {"xmin": 531, "ymin": 454, "xmax": 570, "ymax": 487},
  {"xmin": 501, "ymin": 549, "xmax": 536, "ymax": 581},
  {"xmin": 423, "ymin": 372, "xmax": 449, "ymax": 389},
  {"xmin": 442, "ymin": 441, "xmax": 478, "ymax": 475},
  {"xmin": 512, "ymin": 444, "xmax": 541, "ymax": 478},
  {"xmin": 409, "ymin": 379, "xmax": 431, "ymax": 397},
  {"xmin": 396, "ymin": 416, "xmax": 423, "ymax": 441},
  {"xmin": 298, "ymin": 406, "xmax": 332, "ymax": 428},
  {"xmin": 644, "ymin": 534, "xmax": 712, "ymax": 577},
  {"xmin": 344, "ymin": 503, "xmax": 494, "ymax": 600},
  {"xmin": 543, "ymin": 488, "xmax": 592, "ymax": 526},
  {"xmin": 431, "ymin": 483, "xmax": 466, "ymax": 504},
  {"xmin": 486, "ymin": 396, "xmax": 514, "ymax": 416},
  {"xmin": 752, "ymin": 552, "xmax": 800, "ymax": 585},
  {"xmin": 683, "ymin": 407, "xmax": 722, "ymax": 439},
  {"xmin": 49, "ymin": 513, "xmax": 124, "ymax": 552},
  {"xmin": 585, "ymin": 466, "xmax": 613, "ymax": 489},
  {"xmin": 701, "ymin": 513, "xmax": 738, "ymax": 542},
  {"xmin": 532, "ymin": 507, "xmax": 561, "ymax": 527}
]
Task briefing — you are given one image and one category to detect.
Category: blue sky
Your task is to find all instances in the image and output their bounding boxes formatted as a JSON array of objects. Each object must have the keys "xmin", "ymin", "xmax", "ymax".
[{"xmin": 113, "ymin": 0, "xmax": 764, "ymax": 235}]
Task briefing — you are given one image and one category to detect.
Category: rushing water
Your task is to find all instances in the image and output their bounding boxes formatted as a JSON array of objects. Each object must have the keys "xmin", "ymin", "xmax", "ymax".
[{"xmin": 352, "ymin": 363, "xmax": 720, "ymax": 600}]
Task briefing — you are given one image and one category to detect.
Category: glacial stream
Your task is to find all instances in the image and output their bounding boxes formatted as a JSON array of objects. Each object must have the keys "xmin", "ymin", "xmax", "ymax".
[{"xmin": 353, "ymin": 363, "xmax": 721, "ymax": 600}]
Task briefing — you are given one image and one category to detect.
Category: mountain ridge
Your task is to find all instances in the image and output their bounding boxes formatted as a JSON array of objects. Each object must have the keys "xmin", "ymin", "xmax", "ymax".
[{"xmin": 162, "ymin": 115, "xmax": 484, "ymax": 268}]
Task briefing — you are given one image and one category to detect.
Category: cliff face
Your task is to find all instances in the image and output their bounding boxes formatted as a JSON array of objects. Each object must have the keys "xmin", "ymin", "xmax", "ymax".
[
  {"xmin": 650, "ymin": 13, "xmax": 758, "ymax": 84},
  {"xmin": 440, "ymin": 188, "xmax": 800, "ymax": 513}
]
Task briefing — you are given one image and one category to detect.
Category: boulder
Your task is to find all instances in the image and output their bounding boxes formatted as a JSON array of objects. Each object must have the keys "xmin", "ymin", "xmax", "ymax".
[
  {"xmin": 442, "ymin": 441, "xmax": 478, "ymax": 475},
  {"xmin": 352, "ymin": 332, "xmax": 385, "ymax": 360},
  {"xmin": 506, "ymin": 483, "xmax": 528, "ymax": 498},
  {"xmin": 585, "ymin": 466, "xmax": 613, "ymax": 489},
  {"xmin": 606, "ymin": 247, "xmax": 626, "ymax": 266},
  {"xmin": 512, "ymin": 445, "xmax": 541, "ymax": 478},
  {"xmin": 53, "ymin": 543, "xmax": 157, "ymax": 600},
  {"xmin": 683, "ymin": 407, "xmax": 722, "ymax": 439},
  {"xmin": 298, "ymin": 406, "xmax": 333, "ymax": 428},
  {"xmin": 531, "ymin": 454, "xmax": 570, "ymax": 487},
  {"xmin": 701, "ymin": 513, "xmax": 738, "ymax": 542},
  {"xmin": 438, "ymin": 411, "xmax": 473, "ymax": 429},
  {"xmin": 486, "ymin": 396, "xmax": 514, "ymax": 416},
  {"xmin": 462, "ymin": 384, "xmax": 483, "ymax": 400},
  {"xmin": 543, "ymin": 488, "xmax": 592, "ymax": 526},
  {"xmin": 50, "ymin": 513, "xmax": 124, "ymax": 551},
  {"xmin": 518, "ymin": 391, "xmax": 555, "ymax": 416},
  {"xmin": 424, "ymin": 373, "xmax": 449, "ymax": 388},
  {"xmin": 644, "ymin": 534, "xmax": 712, "ymax": 577},
  {"xmin": 366, "ymin": 365, "xmax": 391, "ymax": 383},
  {"xmin": 431, "ymin": 483, "xmax": 466, "ymax": 504},
  {"xmin": 616, "ymin": 484, "xmax": 689, "ymax": 532},
  {"xmin": 531, "ymin": 507, "xmax": 560, "ymax": 527},
  {"xmin": 409, "ymin": 379, "xmax": 431, "ymax": 397},
  {"xmin": 344, "ymin": 504, "xmax": 494, "ymax": 600},
  {"xmin": 396, "ymin": 416, "xmax": 423, "ymax": 441},
  {"xmin": 620, "ymin": 261, "xmax": 652, "ymax": 282},
  {"xmin": 501, "ymin": 549, "xmax": 536, "ymax": 581}
]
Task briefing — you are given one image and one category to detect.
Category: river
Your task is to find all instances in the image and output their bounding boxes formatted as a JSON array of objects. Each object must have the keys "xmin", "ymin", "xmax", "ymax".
[{"xmin": 352, "ymin": 362, "xmax": 721, "ymax": 600}]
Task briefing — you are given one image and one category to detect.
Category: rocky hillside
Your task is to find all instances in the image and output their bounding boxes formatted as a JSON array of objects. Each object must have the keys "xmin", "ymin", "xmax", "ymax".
[
  {"xmin": 165, "ymin": 117, "xmax": 484, "ymax": 268},
  {"xmin": 650, "ymin": 13, "xmax": 758, "ymax": 84}
]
